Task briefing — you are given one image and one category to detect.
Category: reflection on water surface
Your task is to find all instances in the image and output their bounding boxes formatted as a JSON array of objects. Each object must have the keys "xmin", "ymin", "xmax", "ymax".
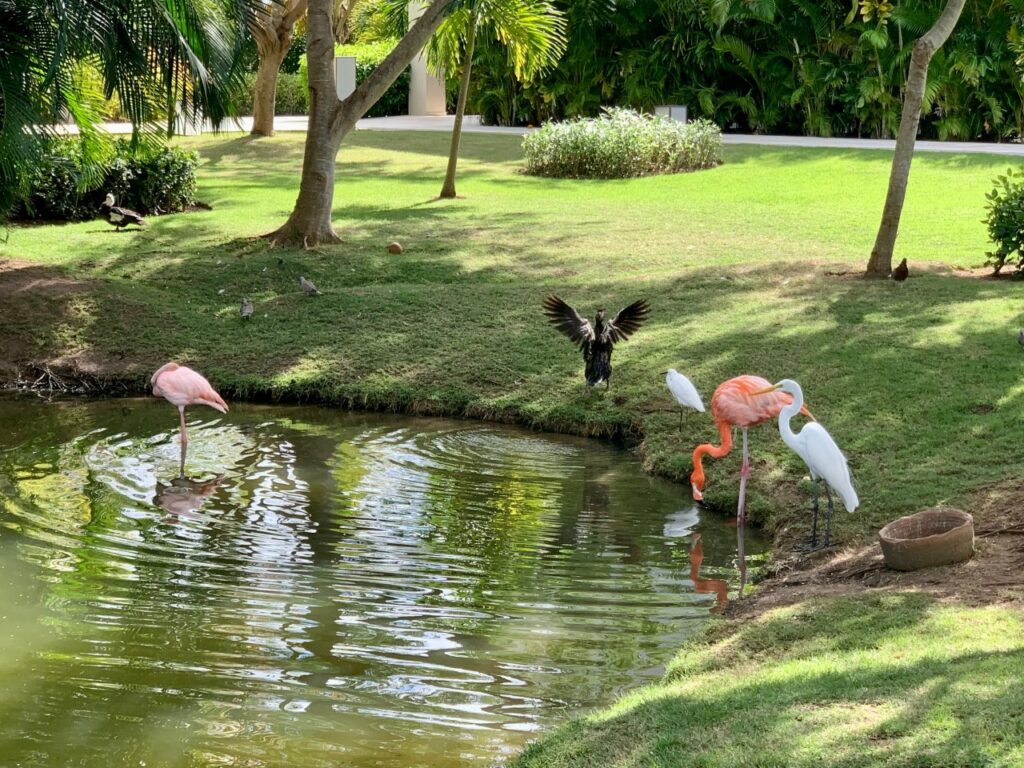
[{"xmin": 0, "ymin": 396, "xmax": 762, "ymax": 767}]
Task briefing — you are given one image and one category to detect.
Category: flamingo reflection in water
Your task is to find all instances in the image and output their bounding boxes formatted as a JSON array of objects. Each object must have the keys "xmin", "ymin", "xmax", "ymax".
[
  {"xmin": 689, "ymin": 533, "xmax": 729, "ymax": 614},
  {"xmin": 153, "ymin": 475, "xmax": 226, "ymax": 518}
]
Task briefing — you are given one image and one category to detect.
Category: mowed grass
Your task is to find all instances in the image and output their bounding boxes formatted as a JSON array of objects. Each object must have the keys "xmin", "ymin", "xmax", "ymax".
[
  {"xmin": 4, "ymin": 132, "xmax": 1024, "ymax": 767},
  {"xmin": 510, "ymin": 594, "xmax": 1024, "ymax": 768},
  {"xmin": 3, "ymin": 130, "xmax": 1024, "ymax": 548}
]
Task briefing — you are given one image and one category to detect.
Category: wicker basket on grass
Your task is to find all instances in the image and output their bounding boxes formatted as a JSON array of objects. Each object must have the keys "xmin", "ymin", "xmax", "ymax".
[{"xmin": 878, "ymin": 507, "xmax": 974, "ymax": 571}]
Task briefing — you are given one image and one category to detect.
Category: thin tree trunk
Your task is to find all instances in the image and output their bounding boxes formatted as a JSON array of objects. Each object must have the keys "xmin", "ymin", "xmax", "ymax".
[
  {"xmin": 865, "ymin": 0, "xmax": 966, "ymax": 277},
  {"xmin": 439, "ymin": 17, "xmax": 477, "ymax": 199},
  {"xmin": 333, "ymin": 0, "xmax": 353, "ymax": 43},
  {"xmin": 269, "ymin": 0, "xmax": 455, "ymax": 247},
  {"xmin": 251, "ymin": 0, "xmax": 308, "ymax": 138},
  {"xmin": 252, "ymin": 48, "xmax": 287, "ymax": 136}
]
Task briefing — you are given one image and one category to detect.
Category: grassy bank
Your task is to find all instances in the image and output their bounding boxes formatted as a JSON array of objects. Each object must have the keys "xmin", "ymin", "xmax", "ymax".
[
  {"xmin": 2, "ymin": 130, "xmax": 1024, "ymax": 550},
  {"xmin": 510, "ymin": 593, "xmax": 1024, "ymax": 767}
]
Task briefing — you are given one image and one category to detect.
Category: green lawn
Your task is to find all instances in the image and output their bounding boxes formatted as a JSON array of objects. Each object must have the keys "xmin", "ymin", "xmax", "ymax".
[
  {"xmin": 2, "ymin": 130, "xmax": 1023, "ymax": 549},
  {"xmin": 510, "ymin": 594, "xmax": 1024, "ymax": 768},
  {"xmin": 4, "ymin": 131, "xmax": 1023, "ymax": 767}
]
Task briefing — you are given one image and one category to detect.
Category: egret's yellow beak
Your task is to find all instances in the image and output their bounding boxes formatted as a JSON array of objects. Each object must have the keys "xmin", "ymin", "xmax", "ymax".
[{"xmin": 752, "ymin": 384, "xmax": 782, "ymax": 396}]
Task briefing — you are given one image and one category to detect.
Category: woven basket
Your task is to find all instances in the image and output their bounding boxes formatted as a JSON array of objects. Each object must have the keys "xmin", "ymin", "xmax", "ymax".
[{"xmin": 878, "ymin": 507, "xmax": 974, "ymax": 571}]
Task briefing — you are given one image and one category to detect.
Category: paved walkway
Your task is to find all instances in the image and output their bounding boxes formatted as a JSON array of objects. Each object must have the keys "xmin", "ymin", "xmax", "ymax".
[{"xmin": 61, "ymin": 114, "xmax": 1024, "ymax": 157}]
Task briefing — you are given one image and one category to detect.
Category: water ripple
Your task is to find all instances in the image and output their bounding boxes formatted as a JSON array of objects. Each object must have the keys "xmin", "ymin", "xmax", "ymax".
[{"xmin": 0, "ymin": 397, "xmax": 763, "ymax": 767}]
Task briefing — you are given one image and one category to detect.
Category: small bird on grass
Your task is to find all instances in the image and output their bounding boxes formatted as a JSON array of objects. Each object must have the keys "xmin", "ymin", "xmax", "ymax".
[
  {"xmin": 543, "ymin": 295, "xmax": 650, "ymax": 389},
  {"xmin": 100, "ymin": 192, "xmax": 144, "ymax": 230},
  {"xmin": 240, "ymin": 298, "xmax": 254, "ymax": 320},
  {"xmin": 891, "ymin": 258, "xmax": 909, "ymax": 284},
  {"xmin": 299, "ymin": 276, "xmax": 320, "ymax": 296},
  {"xmin": 1017, "ymin": 329, "xmax": 1024, "ymax": 349}
]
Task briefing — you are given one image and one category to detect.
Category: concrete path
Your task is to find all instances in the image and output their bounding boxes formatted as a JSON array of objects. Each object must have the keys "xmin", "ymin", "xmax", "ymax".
[{"xmin": 59, "ymin": 113, "xmax": 1024, "ymax": 157}]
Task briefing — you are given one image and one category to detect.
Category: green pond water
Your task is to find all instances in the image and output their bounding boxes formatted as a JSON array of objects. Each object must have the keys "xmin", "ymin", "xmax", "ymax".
[{"xmin": 0, "ymin": 396, "xmax": 763, "ymax": 767}]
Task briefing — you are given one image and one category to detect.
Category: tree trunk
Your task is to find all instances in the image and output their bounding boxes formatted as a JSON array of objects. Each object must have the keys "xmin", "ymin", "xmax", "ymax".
[
  {"xmin": 250, "ymin": 0, "xmax": 308, "ymax": 138},
  {"xmin": 333, "ymin": 0, "xmax": 353, "ymax": 43},
  {"xmin": 252, "ymin": 48, "xmax": 287, "ymax": 136},
  {"xmin": 439, "ymin": 16, "xmax": 477, "ymax": 199},
  {"xmin": 865, "ymin": 0, "xmax": 966, "ymax": 277},
  {"xmin": 268, "ymin": 0, "xmax": 344, "ymax": 245},
  {"xmin": 269, "ymin": 0, "xmax": 455, "ymax": 247}
]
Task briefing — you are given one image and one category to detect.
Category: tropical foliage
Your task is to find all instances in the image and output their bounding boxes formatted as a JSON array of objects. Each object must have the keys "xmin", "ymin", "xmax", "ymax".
[
  {"xmin": 0, "ymin": 0, "xmax": 257, "ymax": 214},
  {"xmin": 522, "ymin": 108, "xmax": 722, "ymax": 177},
  {"xmin": 427, "ymin": 0, "xmax": 567, "ymax": 196},
  {"xmin": 984, "ymin": 167, "xmax": 1024, "ymax": 274},
  {"xmin": 468, "ymin": 0, "xmax": 1024, "ymax": 139},
  {"xmin": 12, "ymin": 140, "xmax": 198, "ymax": 221}
]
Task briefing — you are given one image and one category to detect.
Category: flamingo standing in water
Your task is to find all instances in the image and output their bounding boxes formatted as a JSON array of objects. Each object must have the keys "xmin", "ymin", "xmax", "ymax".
[
  {"xmin": 151, "ymin": 363, "xmax": 229, "ymax": 475},
  {"xmin": 689, "ymin": 375, "xmax": 813, "ymax": 586}
]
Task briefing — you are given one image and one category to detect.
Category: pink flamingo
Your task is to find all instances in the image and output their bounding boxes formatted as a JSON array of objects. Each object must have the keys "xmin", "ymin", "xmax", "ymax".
[
  {"xmin": 151, "ymin": 363, "xmax": 229, "ymax": 475},
  {"xmin": 689, "ymin": 375, "xmax": 813, "ymax": 587}
]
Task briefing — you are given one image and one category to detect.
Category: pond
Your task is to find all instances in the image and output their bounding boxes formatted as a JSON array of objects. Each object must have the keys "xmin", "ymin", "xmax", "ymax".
[{"xmin": 0, "ymin": 396, "xmax": 763, "ymax": 767}]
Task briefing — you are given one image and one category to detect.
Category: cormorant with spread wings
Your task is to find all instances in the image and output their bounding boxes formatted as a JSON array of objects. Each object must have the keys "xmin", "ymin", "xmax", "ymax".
[{"xmin": 543, "ymin": 295, "xmax": 651, "ymax": 388}]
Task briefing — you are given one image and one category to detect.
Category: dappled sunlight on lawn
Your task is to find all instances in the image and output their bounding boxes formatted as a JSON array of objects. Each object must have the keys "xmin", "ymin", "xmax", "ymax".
[{"xmin": 513, "ymin": 595, "xmax": 1024, "ymax": 767}]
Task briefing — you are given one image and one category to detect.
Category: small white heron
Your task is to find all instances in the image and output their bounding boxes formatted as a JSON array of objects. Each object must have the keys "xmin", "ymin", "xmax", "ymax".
[
  {"xmin": 754, "ymin": 378, "xmax": 858, "ymax": 548},
  {"xmin": 663, "ymin": 369, "xmax": 705, "ymax": 430}
]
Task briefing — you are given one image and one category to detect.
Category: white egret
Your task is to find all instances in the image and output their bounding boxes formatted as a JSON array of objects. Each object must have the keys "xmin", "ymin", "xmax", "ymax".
[
  {"xmin": 663, "ymin": 369, "xmax": 705, "ymax": 430},
  {"xmin": 755, "ymin": 379, "xmax": 858, "ymax": 548}
]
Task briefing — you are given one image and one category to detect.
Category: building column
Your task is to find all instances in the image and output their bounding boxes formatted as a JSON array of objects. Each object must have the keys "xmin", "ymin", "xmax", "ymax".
[{"xmin": 408, "ymin": 0, "xmax": 447, "ymax": 116}]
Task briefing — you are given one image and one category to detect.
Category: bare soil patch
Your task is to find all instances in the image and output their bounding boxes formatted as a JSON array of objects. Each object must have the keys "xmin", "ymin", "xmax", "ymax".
[
  {"xmin": 730, "ymin": 479, "xmax": 1024, "ymax": 617},
  {"xmin": 0, "ymin": 258, "xmax": 127, "ymax": 390}
]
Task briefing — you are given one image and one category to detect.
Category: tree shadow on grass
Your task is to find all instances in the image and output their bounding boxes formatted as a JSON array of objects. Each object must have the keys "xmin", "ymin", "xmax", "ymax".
[
  {"xmin": 511, "ymin": 593, "xmax": 1024, "ymax": 768},
  {"xmin": 8, "ymin": 209, "xmax": 1024, "ymax": 549}
]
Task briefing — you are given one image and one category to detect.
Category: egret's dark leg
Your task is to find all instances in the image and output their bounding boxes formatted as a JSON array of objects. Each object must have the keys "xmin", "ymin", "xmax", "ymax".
[
  {"xmin": 736, "ymin": 428, "xmax": 750, "ymax": 593},
  {"xmin": 178, "ymin": 406, "xmax": 188, "ymax": 478},
  {"xmin": 810, "ymin": 477, "xmax": 820, "ymax": 550},
  {"xmin": 824, "ymin": 484, "xmax": 835, "ymax": 547},
  {"xmin": 678, "ymin": 408, "xmax": 683, "ymax": 432}
]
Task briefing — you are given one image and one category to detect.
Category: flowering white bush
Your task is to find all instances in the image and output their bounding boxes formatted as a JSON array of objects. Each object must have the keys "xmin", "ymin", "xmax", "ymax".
[{"xmin": 522, "ymin": 108, "xmax": 723, "ymax": 179}]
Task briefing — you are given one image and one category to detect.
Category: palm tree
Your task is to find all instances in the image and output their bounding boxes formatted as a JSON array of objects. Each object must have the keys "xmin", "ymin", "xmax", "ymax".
[
  {"xmin": 429, "ymin": 0, "xmax": 566, "ymax": 199},
  {"xmin": 0, "ymin": 0, "xmax": 259, "ymax": 214}
]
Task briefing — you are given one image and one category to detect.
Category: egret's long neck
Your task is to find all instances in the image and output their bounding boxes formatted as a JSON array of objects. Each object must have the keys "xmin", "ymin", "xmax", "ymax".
[{"xmin": 778, "ymin": 386, "xmax": 803, "ymax": 451}]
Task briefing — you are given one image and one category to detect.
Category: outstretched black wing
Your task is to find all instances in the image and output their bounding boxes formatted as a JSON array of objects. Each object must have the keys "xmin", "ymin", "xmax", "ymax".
[
  {"xmin": 607, "ymin": 299, "xmax": 650, "ymax": 343},
  {"xmin": 543, "ymin": 295, "xmax": 594, "ymax": 347}
]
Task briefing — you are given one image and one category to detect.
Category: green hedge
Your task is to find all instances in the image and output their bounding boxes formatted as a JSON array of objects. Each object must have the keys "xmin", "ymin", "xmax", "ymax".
[
  {"xmin": 299, "ymin": 40, "xmax": 410, "ymax": 118},
  {"xmin": 236, "ymin": 72, "xmax": 310, "ymax": 116},
  {"xmin": 13, "ymin": 139, "xmax": 198, "ymax": 221},
  {"xmin": 522, "ymin": 109, "xmax": 722, "ymax": 179}
]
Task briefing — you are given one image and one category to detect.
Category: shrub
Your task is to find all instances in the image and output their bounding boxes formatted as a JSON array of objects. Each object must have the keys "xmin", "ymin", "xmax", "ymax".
[
  {"xmin": 237, "ymin": 71, "xmax": 310, "ymax": 116},
  {"xmin": 14, "ymin": 139, "xmax": 198, "ymax": 221},
  {"xmin": 985, "ymin": 168, "xmax": 1024, "ymax": 275},
  {"xmin": 521, "ymin": 109, "xmax": 723, "ymax": 179},
  {"xmin": 299, "ymin": 40, "xmax": 410, "ymax": 118}
]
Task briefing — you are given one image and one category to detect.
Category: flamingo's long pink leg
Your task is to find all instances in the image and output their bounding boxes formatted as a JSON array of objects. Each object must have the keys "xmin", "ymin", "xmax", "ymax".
[
  {"xmin": 736, "ymin": 427, "xmax": 749, "ymax": 592},
  {"xmin": 178, "ymin": 406, "xmax": 188, "ymax": 477}
]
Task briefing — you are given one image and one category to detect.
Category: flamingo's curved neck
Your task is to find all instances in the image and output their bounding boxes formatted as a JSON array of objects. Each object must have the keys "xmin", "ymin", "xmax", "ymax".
[
  {"xmin": 778, "ymin": 383, "xmax": 803, "ymax": 451},
  {"xmin": 692, "ymin": 419, "xmax": 733, "ymax": 474}
]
